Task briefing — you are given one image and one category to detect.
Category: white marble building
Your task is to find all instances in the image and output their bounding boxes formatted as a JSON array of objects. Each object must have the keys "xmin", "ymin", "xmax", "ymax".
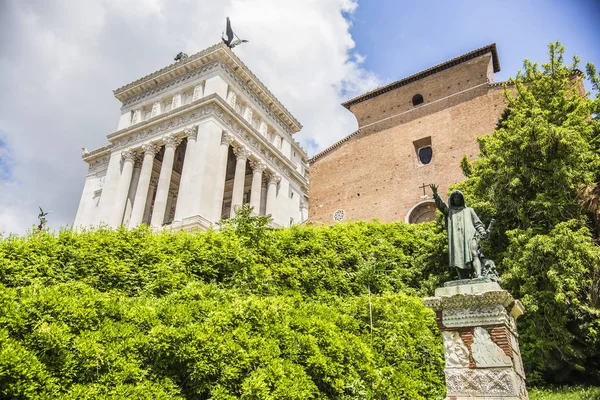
[{"xmin": 74, "ymin": 43, "xmax": 309, "ymax": 230}]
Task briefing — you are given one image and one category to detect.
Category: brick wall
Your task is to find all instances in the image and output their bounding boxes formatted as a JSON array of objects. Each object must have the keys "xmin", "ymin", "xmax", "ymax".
[{"xmin": 309, "ymin": 53, "xmax": 507, "ymax": 224}]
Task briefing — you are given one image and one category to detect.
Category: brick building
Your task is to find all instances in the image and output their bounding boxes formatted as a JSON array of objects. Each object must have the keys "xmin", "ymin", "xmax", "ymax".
[{"xmin": 308, "ymin": 44, "xmax": 507, "ymax": 224}]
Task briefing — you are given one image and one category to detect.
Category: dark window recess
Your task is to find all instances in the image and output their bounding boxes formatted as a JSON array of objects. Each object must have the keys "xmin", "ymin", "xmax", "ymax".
[
  {"xmin": 418, "ymin": 146, "xmax": 433, "ymax": 164},
  {"xmin": 413, "ymin": 136, "xmax": 433, "ymax": 165},
  {"xmin": 412, "ymin": 94, "xmax": 424, "ymax": 106}
]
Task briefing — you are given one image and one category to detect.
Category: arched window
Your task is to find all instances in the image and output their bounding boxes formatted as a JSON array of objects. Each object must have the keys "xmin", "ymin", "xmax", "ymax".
[
  {"xmin": 412, "ymin": 94, "xmax": 424, "ymax": 106},
  {"xmin": 406, "ymin": 200, "xmax": 437, "ymax": 224}
]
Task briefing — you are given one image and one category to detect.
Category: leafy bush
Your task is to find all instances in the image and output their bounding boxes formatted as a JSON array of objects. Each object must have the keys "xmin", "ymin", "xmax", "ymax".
[
  {"xmin": 0, "ymin": 216, "xmax": 447, "ymax": 298},
  {"xmin": 0, "ymin": 215, "xmax": 446, "ymax": 399}
]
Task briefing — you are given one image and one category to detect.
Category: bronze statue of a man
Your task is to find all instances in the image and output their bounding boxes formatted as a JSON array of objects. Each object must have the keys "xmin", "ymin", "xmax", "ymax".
[{"xmin": 430, "ymin": 184, "xmax": 487, "ymax": 280}]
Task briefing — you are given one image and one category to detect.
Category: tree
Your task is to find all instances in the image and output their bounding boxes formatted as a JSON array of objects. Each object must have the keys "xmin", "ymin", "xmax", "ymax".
[{"xmin": 457, "ymin": 42, "xmax": 600, "ymax": 385}]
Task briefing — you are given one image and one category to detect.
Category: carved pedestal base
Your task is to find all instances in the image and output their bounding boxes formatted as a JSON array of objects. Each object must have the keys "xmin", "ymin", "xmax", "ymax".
[{"xmin": 425, "ymin": 280, "xmax": 528, "ymax": 400}]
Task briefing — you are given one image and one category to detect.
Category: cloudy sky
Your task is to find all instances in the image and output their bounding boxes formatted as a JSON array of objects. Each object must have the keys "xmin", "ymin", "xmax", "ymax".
[{"xmin": 0, "ymin": 0, "xmax": 598, "ymax": 234}]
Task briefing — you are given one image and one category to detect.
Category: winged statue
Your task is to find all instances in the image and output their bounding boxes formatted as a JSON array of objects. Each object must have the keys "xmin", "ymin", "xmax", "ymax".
[{"xmin": 221, "ymin": 17, "xmax": 248, "ymax": 49}]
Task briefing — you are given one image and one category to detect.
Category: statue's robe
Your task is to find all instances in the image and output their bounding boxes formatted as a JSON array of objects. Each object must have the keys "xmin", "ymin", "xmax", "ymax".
[{"xmin": 433, "ymin": 190, "xmax": 486, "ymax": 270}]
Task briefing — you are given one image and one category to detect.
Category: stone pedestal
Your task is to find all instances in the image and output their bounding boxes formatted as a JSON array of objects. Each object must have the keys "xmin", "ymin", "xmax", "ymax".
[{"xmin": 424, "ymin": 279, "xmax": 528, "ymax": 400}]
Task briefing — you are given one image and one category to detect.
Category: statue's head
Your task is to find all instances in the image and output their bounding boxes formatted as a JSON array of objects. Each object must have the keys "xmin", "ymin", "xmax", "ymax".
[{"xmin": 449, "ymin": 190, "xmax": 465, "ymax": 208}]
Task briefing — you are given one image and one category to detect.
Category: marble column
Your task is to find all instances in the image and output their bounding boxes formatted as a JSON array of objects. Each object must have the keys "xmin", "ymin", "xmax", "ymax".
[
  {"xmin": 99, "ymin": 151, "xmax": 124, "ymax": 225},
  {"xmin": 230, "ymin": 145, "xmax": 251, "ymax": 218},
  {"xmin": 123, "ymin": 159, "xmax": 142, "ymax": 226},
  {"xmin": 110, "ymin": 149, "xmax": 137, "ymax": 227},
  {"xmin": 174, "ymin": 126, "xmax": 199, "ymax": 221},
  {"xmin": 143, "ymin": 176, "xmax": 159, "ymax": 224},
  {"xmin": 165, "ymin": 188, "xmax": 179, "ymax": 224},
  {"xmin": 213, "ymin": 132, "xmax": 234, "ymax": 221},
  {"xmin": 129, "ymin": 142, "xmax": 159, "ymax": 228},
  {"xmin": 265, "ymin": 173, "xmax": 281, "ymax": 218},
  {"xmin": 150, "ymin": 134, "xmax": 181, "ymax": 227},
  {"xmin": 249, "ymin": 160, "xmax": 266, "ymax": 214}
]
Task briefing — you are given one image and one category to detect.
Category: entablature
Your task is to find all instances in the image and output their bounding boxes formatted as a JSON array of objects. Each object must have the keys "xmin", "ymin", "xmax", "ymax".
[
  {"xmin": 113, "ymin": 42, "xmax": 302, "ymax": 134},
  {"xmin": 116, "ymin": 60, "xmax": 307, "ymax": 161},
  {"xmin": 86, "ymin": 94, "xmax": 308, "ymax": 191}
]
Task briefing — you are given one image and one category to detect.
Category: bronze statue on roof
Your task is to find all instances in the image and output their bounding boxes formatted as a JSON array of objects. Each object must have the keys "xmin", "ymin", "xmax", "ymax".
[{"xmin": 222, "ymin": 17, "xmax": 248, "ymax": 49}]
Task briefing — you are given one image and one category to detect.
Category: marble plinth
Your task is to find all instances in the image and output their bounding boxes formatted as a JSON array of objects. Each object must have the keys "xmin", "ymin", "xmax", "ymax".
[{"xmin": 425, "ymin": 280, "xmax": 528, "ymax": 400}]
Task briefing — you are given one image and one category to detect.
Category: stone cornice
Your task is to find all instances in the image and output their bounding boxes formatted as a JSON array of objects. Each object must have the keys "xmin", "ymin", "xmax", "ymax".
[
  {"xmin": 113, "ymin": 42, "xmax": 302, "ymax": 133},
  {"xmin": 82, "ymin": 143, "xmax": 112, "ymax": 163},
  {"xmin": 118, "ymin": 58, "xmax": 307, "ymax": 148},
  {"xmin": 221, "ymin": 62, "xmax": 295, "ymax": 137},
  {"xmin": 114, "ymin": 43, "xmax": 222, "ymax": 96},
  {"xmin": 308, "ymin": 128, "xmax": 360, "ymax": 165},
  {"xmin": 91, "ymin": 94, "xmax": 308, "ymax": 191},
  {"xmin": 120, "ymin": 61, "xmax": 221, "ymax": 108},
  {"xmin": 424, "ymin": 290, "xmax": 514, "ymax": 311}
]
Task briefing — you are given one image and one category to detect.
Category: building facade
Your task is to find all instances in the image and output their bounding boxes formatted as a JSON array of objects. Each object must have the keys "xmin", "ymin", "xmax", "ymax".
[
  {"xmin": 74, "ymin": 43, "xmax": 309, "ymax": 230},
  {"xmin": 309, "ymin": 44, "xmax": 506, "ymax": 224}
]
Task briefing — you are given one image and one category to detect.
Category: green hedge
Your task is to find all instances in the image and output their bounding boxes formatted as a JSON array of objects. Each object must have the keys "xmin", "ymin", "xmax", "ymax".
[
  {"xmin": 0, "ymin": 220, "xmax": 447, "ymax": 298},
  {"xmin": 0, "ymin": 218, "xmax": 447, "ymax": 399}
]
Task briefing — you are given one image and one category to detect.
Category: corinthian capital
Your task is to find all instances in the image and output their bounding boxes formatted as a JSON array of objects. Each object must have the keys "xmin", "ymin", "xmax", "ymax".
[
  {"xmin": 221, "ymin": 131, "xmax": 235, "ymax": 145},
  {"xmin": 142, "ymin": 142, "xmax": 159, "ymax": 156},
  {"xmin": 183, "ymin": 125, "xmax": 198, "ymax": 139},
  {"xmin": 121, "ymin": 149, "xmax": 138, "ymax": 163},
  {"xmin": 268, "ymin": 173, "xmax": 281, "ymax": 184},
  {"xmin": 250, "ymin": 159, "xmax": 267, "ymax": 172},
  {"xmin": 234, "ymin": 145, "xmax": 251, "ymax": 160},
  {"xmin": 163, "ymin": 134, "xmax": 182, "ymax": 148}
]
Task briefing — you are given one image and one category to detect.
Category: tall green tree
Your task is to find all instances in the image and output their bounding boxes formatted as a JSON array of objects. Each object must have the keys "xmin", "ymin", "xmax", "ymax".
[{"xmin": 458, "ymin": 42, "xmax": 600, "ymax": 385}]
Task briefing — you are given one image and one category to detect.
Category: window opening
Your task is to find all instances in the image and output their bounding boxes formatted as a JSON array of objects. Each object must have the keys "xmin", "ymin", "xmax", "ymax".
[
  {"xmin": 412, "ymin": 94, "xmax": 424, "ymax": 106},
  {"xmin": 418, "ymin": 146, "xmax": 433, "ymax": 164}
]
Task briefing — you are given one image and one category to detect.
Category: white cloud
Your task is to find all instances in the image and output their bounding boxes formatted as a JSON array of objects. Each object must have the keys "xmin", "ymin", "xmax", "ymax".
[{"xmin": 0, "ymin": 0, "xmax": 380, "ymax": 234}]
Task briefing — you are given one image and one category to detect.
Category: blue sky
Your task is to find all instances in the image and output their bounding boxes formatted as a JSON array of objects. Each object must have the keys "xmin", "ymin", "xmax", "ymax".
[{"xmin": 349, "ymin": 0, "xmax": 600, "ymax": 88}]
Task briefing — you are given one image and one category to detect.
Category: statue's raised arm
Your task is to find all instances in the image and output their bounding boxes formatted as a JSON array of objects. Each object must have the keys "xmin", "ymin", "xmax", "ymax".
[{"xmin": 430, "ymin": 184, "xmax": 448, "ymax": 215}]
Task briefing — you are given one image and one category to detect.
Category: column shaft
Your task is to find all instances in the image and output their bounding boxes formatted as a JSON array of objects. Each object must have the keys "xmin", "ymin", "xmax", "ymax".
[
  {"xmin": 213, "ymin": 133, "xmax": 234, "ymax": 221},
  {"xmin": 142, "ymin": 179, "xmax": 158, "ymax": 224},
  {"xmin": 100, "ymin": 151, "xmax": 124, "ymax": 225},
  {"xmin": 129, "ymin": 143, "xmax": 158, "ymax": 227},
  {"xmin": 230, "ymin": 146, "xmax": 250, "ymax": 218},
  {"xmin": 150, "ymin": 135, "xmax": 180, "ymax": 227},
  {"xmin": 174, "ymin": 126, "xmax": 199, "ymax": 221},
  {"xmin": 265, "ymin": 174, "xmax": 281, "ymax": 218},
  {"xmin": 123, "ymin": 164, "xmax": 142, "ymax": 226},
  {"xmin": 249, "ymin": 160, "xmax": 266, "ymax": 214},
  {"xmin": 110, "ymin": 149, "xmax": 137, "ymax": 227}
]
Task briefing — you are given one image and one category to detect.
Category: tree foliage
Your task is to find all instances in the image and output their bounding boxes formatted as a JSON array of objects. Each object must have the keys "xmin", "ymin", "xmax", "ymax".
[{"xmin": 457, "ymin": 42, "xmax": 600, "ymax": 385}]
